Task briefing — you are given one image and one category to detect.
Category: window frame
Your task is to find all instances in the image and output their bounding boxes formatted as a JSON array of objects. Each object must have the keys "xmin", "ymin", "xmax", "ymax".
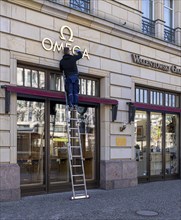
[
  {"xmin": 164, "ymin": 0, "xmax": 174, "ymax": 28},
  {"xmin": 17, "ymin": 65, "xmax": 100, "ymax": 98},
  {"xmin": 135, "ymin": 86, "xmax": 180, "ymax": 108},
  {"xmin": 142, "ymin": 0, "xmax": 154, "ymax": 20}
]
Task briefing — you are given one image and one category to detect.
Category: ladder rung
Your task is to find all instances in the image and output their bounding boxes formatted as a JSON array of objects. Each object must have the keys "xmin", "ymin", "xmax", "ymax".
[
  {"xmin": 73, "ymin": 184, "xmax": 85, "ymax": 187},
  {"xmin": 69, "ymin": 118, "xmax": 78, "ymax": 120},
  {"xmin": 72, "ymin": 174, "xmax": 83, "ymax": 177},
  {"xmin": 72, "ymin": 155, "xmax": 81, "ymax": 158},
  {"xmin": 72, "ymin": 165, "xmax": 82, "ymax": 167},
  {"xmin": 70, "ymin": 146, "xmax": 80, "ymax": 148},
  {"xmin": 69, "ymin": 128, "xmax": 78, "ymax": 130}
]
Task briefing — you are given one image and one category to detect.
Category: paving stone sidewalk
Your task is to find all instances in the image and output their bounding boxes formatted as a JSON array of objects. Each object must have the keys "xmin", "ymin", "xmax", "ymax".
[{"xmin": 0, "ymin": 180, "xmax": 181, "ymax": 220}]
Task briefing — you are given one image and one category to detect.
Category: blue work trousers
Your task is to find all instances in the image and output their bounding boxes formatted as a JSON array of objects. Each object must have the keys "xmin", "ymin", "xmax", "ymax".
[{"xmin": 65, "ymin": 75, "xmax": 79, "ymax": 107}]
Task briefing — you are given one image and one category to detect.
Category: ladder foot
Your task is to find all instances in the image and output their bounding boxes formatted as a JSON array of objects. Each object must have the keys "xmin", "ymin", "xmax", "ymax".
[{"xmin": 70, "ymin": 195, "xmax": 90, "ymax": 200}]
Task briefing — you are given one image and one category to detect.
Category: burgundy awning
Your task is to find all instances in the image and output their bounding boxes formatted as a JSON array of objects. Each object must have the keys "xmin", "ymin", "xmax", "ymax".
[
  {"xmin": 127, "ymin": 102, "xmax": 181, "ymax": 123},
  {"xmin": 1, "ymin": 85, "xmax": 118, "ymax": 121},
  {"xmin": 134, "ymin": 102, "xmax": 181, "ymax": 113}
]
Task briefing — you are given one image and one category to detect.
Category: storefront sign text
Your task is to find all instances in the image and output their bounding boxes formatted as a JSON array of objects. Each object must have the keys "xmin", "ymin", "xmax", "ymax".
[
  {"xmin": 132, "ymin": 54, "xmax": 181, "ymax": 75},
  {"xmin": 42, "ymin": 25, "xmax": 90, "ymax": 60}
]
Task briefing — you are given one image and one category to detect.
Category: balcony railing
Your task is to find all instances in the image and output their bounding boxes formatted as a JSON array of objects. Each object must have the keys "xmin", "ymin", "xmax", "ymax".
[
  {"xmin": 70, "ymin": 0, "xmax": 90, "ymax": 13},
  {"xmin": 47, "ymin": 0, "xmax": 90, "ymax": 13},
  {"xmin": 142, "ymin": 17, "xmax": 155, "ymax": 37},
  {"xmin": 164, "ymin": 25, "xmax": 175, "ymax": 43}
]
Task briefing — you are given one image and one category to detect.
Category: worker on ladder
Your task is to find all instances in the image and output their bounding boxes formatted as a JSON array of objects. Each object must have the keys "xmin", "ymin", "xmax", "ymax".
[{"xmin": 60, "ymin": 47, "xmax": 82, "ymax": 110}]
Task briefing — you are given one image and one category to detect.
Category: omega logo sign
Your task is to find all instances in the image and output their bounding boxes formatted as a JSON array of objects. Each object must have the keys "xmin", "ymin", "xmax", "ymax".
[
  {"xmin": 42, "ymin": 25, "xmax": 90, "ymax": 60},
  {"xmin": 132, "ymin": 54, "xmax": 181, "ymax": 75}
]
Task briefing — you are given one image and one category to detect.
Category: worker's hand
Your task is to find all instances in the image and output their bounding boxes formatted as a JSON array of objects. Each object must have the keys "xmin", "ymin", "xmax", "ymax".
[{"xmin": 75, "ymin": 49, "xmax": 81, "ymax": 53}]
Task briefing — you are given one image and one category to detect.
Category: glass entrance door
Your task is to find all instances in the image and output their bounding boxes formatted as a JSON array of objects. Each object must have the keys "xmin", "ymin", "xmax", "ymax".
[
  {"xmin": 49, "ymin": 103, "xmax": 96, "ymax": 187},
  {"xmin": 150, "ymin": 112, "xmax": 163, "ymax": 177},
  {"xmin": 135, "ymin": 111, "xmax": 148, "ymax": 178},
  {"xmin": 49, "ymin": 103, "xmax": 69, "ymax": 184}
]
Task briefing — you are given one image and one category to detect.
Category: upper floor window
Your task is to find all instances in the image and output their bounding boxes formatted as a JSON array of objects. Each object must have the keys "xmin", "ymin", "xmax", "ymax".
[
  {"xmin": 164, "ymin": 0, "xmax": 175, "ymax": 43},
  {"xmin": 142, "ymin": 0, "xmax": 154, "ymax": 20},
  {"xmin": 164, "ymin": 0, "xmax": 173, "ymax": 27},
  {"xmin": 135, "ymin": 87, "xmax": 179, "ymax": 108},
  {"xmin": 142, "ymin": 0, "xmax": 155, "ymax": 36},
  {"xmin": 70, "ymin": 0, "xmax": 90, "ymax": 13}
]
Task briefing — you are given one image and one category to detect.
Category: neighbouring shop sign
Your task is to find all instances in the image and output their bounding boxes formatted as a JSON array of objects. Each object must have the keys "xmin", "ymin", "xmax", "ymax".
[
  {"xmin": 132, "ymin": 54, "xmax": 181, "ymax": 74},
  {"xmin": 42, "ymin": 25, "xmax": 90, "ymax": 60}
]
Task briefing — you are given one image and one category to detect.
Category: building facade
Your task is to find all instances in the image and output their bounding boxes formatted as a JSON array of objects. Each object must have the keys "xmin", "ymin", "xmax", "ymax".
[{"xmin": 0, "ymin": 0, "xmax": 181, "ymax": 201}]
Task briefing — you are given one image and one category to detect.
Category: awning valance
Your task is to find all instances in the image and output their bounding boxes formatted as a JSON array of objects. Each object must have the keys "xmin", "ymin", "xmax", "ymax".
[
  {"xmin": 1, "ymin": 85, "xmax": 118, "ymax": 121},
  {"xmin": 127, "ymin": 102, "xmax": 181, "ymax": 123}
]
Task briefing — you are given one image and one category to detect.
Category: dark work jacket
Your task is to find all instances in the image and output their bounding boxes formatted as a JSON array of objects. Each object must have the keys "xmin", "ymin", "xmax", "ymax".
[{"xmin": 59, "ymin": 51, "xmax": 82, "ymax": 77}]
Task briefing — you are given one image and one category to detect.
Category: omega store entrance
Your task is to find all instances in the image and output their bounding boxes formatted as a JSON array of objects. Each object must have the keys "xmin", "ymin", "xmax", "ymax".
[{"xmin": 17, "ymin": 99, "xmax": 99, "ymax": 195}]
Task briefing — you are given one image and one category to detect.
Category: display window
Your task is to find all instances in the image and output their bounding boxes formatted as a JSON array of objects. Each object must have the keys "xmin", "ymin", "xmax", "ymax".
[{"xmin": 134, "ymin": 86, "xmax": 180, "ymax": 182}]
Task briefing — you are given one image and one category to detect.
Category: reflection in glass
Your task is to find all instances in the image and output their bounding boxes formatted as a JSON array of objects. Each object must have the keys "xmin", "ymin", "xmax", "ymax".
[
  {"xmin": 24, "ymin": 69, "xmax": 31, "ymax": 87},
  {"xmin": 50, "ymin": 104, "xmax": 69, "ymax": 183},
  {"xmin": 164, "ymin": 0, "xmax": 173, "ymax": 27},
  {"xmin": 153, "ymin": 92, "xmax": 156, "ymax": 105},
  {"xmin": 79, "ymin": 107, "xmax": 95, "ymax": 180},
  {"xmin": 135, "ymin": 111, "xmax": 148, "ymax": 177},
  {"xmin": 50, "ymin": 74, "xmax": 56, "ymax": 90},
  {"xmin": 92, "ymin": 81, "xmax": 95, "ymax": 96},
  {"xmin": 17, "ymin": 100, "xmax": 45, "ymax": 185},
  {"xmin": 50, "ymin": 104, "xmax": 96, "ymax": 183},
  {"xmin": 60, "ymin": 75, "xmax": 65, "ymax": 92},
  {"xmin": 87, "ymin": 80, "xmax": 92, "ymax": 96},
  {"xmin": 136, "ymin": 88, "xmax": 139, "ymax": 102},
  {"xmin": 165, "ymin": 114, "xmax": 179, "ymax": 175},
  {"xmin": 142, "ymin": 0, "xmax": 153, "ymax": 19},
  {"xmin": 56, "ymin": 75, "xmax": 61, "ymax": 91},
  {"xmin": 165, "ymin": 93, "xmax": 168, "ymax": 106},
  {"xmin": 32, "ymin": 70, "xmax": 38, "ymax": 88},
  {"xmin": 144, "ymin": 90, "xmax": 147, "ymax": 103},
  {"xmin": 39, "ymin": 71, "xmax": 45, "ymax": 89},
  {"xmin": 81, "ymin": 79, "xmax": 87, "ymax": 95},
  {"xmin": 150, "ymin": 112, "xmax": 162, "ymax": 176},
  {"xmin": 140, "ymin": 89, "xmax": 143, "ymax": 103},
  {"xmin": 172, "ymin": 95, "xmax": 175, "ymax": 107},
  {"xmin": 17, "ymin": 67, "xmax": 24, "ymax": 86},
  {"xmin": 160, "ymin": 93, "xmax": 163, "ymax": 105}
]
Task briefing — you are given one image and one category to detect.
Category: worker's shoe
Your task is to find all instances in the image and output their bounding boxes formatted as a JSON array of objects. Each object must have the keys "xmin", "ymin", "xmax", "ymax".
[
  {"xmin": 74, "ymin": 105, "xmax": 78, "ymax": 110},
  {"xmin": 69, "ymin": 105, "xmax": 74, "ymax": 111}
]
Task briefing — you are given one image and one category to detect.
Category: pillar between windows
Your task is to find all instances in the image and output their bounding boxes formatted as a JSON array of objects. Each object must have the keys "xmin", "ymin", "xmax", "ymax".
[
  {"xmin": 174, "ymin": 0, "xmax": 181, "ymax": 46},
  {"xmin": 154, "ymin": 0, "xmax": 164, "ymax": 39},
  {"xmin": 175, "ymin": 28, "xmax": 181, "ymax": 46},
  {"xmin": 155, "ymin": 19, "xmax": 165, "ymax": 40}
]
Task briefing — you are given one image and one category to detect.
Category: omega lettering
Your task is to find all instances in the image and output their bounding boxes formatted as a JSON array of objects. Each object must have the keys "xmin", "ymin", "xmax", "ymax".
[{"xmin": 41, "ymin": 25, "xmax": 90, "ymax": 60}]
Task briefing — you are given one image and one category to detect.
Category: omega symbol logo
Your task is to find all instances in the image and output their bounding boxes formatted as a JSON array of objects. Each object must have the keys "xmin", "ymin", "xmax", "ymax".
[{"xmin": 59, "ymin": 25, "xmax": 74, "ymax": 42}]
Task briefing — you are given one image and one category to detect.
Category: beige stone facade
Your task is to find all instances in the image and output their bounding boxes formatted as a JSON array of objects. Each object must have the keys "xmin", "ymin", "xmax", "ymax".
[{"xmin": 0, "ymin": 0, "xmax": 181, "ymax": 201}]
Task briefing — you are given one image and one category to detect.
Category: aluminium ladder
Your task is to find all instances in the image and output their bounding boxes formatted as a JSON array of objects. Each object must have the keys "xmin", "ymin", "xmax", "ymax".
[{"xmin": 63, "ymin": 76, "xmax": 89, "ymax": 200}]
